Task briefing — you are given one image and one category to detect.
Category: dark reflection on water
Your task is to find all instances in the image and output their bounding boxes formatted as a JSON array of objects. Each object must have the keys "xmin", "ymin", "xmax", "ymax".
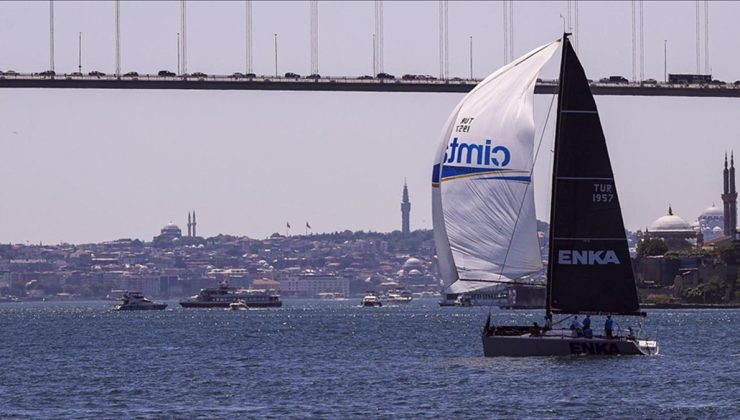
[{"xmin": 1, "ymin": 300, "xmax": 738, "ymax": 418}]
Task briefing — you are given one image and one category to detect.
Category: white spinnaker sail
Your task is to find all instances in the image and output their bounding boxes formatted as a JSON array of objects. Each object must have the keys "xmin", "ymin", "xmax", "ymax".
[{"xmin": 432, "ymin": 40, "xmax": 559, "ymax": 294}]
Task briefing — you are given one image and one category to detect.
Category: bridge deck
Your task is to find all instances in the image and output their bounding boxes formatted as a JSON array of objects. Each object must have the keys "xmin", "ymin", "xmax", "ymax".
[{"xmin": 1, "ymin": 75, "xmax": 739, "ymax": 97}]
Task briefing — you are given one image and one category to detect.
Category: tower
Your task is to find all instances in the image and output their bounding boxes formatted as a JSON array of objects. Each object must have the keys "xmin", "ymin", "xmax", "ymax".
[
  {"xmin": 192, "ymin": 210, "xmax": 197, "ymax": 237},
  {"xmin": 401, "ymin": 179, "xmax": 411, "ymax": 235},
  {"xmin": 187, "ymin": 212, "xmax": 192, "ymax": 237},
  {"xmin": 722, "ymin": 152, "xmax": 737, "ymax": 236}
]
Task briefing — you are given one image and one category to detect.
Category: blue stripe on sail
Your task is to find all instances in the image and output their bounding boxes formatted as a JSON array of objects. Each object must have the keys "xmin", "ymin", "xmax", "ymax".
[
  {"xmin": 440, "ymin": 166, "xmax": 510, "ymax": 179},
  {"xmin": 431, "ymin": 164, "xmax": 440, "ymax": 184},
  {"xmin": 478, "ymin": 176, "xmax": 532, "ymax": 182}
]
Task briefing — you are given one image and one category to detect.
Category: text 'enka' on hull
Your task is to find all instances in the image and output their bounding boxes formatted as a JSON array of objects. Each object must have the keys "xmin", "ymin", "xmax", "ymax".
[
  {"xmin": 431, "ymin": 34, "xmax": 659, "ymax": 357},
  {"xmin": 179, "ymin": 281, "xmax": 282, "ymax": 308},
  {"xmin": 482, "ymin": 329, "xmax": 658, "ymax": 357}
]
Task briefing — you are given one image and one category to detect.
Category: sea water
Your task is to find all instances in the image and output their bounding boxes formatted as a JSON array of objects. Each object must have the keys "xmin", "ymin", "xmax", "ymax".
[{"xmin": 1, "ymin": 300, "xmax": 738, "ymax": 418}]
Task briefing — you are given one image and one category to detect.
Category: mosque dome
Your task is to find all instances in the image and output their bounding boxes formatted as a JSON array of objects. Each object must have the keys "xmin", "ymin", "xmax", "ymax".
[
  {"xmin": 403, "ymin": 257, "xmax": 424, "ymax": 269},
  {"xmin": 408, "ymin": 269, "xmax": 423, "ymax": 277},
  {"xmin": 648, "ymin": 207, "xmax": 692, "ymax": 232},
  {"xmin": 699, "ymin": 204, "xmax": 723, "ymax": 219},
  {"xmin": 162, "ymin": 222, "xmax": 181, "ymax": 231}
]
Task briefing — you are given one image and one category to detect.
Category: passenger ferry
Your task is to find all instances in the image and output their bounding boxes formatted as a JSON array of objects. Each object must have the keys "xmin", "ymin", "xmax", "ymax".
[{"xmin": 180, "ymin": 281, "xmax": 282, "ymax": 308}]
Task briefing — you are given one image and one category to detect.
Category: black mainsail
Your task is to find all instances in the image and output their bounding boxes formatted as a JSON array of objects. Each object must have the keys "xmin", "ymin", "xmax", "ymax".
[{"xmin": 546, "ymin": 36, "xmax": 642, "ymax": 316}]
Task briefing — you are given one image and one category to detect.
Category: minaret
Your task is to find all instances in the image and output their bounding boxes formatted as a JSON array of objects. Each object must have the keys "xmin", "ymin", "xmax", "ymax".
[
  {"xmin": 187, "ymin": 212, "xmax": 192, "ymax": 237},
  {"xmin": 401, "ymin": 179, "xmax": 411, "ymax": 235},
  {"xmin": 192, "ymin": 210, "xmax": 197, "ymax": 237},
  {"xmin": 722, "ymin": 153, "xmax": 738, "ymax": 236}
]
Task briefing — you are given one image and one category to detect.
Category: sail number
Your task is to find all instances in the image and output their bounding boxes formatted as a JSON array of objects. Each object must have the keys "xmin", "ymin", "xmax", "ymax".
[
  {"xmin": 455, "ymin": 117, "xmax": 475, "ymax": 133},
  {"xmin": 592, "ymin": 183, "xmax": 614, "ymax": 203}
]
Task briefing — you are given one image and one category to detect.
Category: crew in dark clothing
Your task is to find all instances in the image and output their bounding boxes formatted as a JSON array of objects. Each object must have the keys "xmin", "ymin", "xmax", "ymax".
[
  {"xmin": 605, "ymin": 315, "xmax": 614, "ymax": 338},
  {"xmin": 583, "ymin": 315, "xmax": 591, "ymax": 330}
]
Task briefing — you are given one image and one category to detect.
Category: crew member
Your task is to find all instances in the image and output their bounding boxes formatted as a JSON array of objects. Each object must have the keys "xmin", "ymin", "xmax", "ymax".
[
  {"xmin": 583, "ymin": 315, "xmax": 591, "ymax": 330},
  {"xmin": 605, "ymin": 315, "xmax": 614, "ymax": 338}
]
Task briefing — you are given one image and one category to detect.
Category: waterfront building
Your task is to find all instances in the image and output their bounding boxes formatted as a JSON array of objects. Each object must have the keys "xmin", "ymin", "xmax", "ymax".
[{"xmin": 279, "ymin": 274, "xmax": 349, "ymax": 298}]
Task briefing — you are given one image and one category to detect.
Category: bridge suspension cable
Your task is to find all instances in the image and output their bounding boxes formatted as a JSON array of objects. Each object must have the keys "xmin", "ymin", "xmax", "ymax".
[
  {"xmin": 180, "ymin": 0, "xmax": 187, "ymax": 75},
  {"xmin": 246, "ymin": 0, "xmax": 253, "ymax": 74},
  {"xmin": 115, "ymin": 0, "xmax": 121, "ymax": 77},
  {"xmin": 438, "ymin": 1, "xmax": 448, "ymax": 79},
  {"xmin": 374, "ymin": 1, "xmax": 384, "ymax": 75},
  {"xmin": 49, "ymin": 0, "xmax": 55, "ymax": 72},
  {"xmin": 310, "ymin": 1, "xmax": 319, "ymax": 75}
]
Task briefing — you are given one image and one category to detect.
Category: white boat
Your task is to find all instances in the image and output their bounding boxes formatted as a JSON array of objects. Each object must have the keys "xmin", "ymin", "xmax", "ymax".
[
  {"xmin": 229, "ymin": 300, "xmax": 249, "ymax": 310},
  {"xmin": 114, "ymin": 291, "xmax": 167, "ymax": 311},
  {"xmin": 432, "ymin": 34, "xmax": 659, "ymax": 357},
  {"xmin": 383, "ymin": 289, "xmax": 413, "ymax": 303},
  {"xmin": 360, "ymin": 291, "xmax": 383, "ymax": 307}
]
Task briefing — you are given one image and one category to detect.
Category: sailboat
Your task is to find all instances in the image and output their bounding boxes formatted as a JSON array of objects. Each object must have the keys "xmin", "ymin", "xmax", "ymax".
[{"xmin": 432, "ymin": 34, "xmax": 658, "ymax": 356}]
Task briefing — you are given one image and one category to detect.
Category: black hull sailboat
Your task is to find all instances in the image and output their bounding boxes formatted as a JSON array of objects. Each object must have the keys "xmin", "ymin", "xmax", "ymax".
[{"xmin": 429, "ymin": 34, "xmax": 657, "ymax": 357}]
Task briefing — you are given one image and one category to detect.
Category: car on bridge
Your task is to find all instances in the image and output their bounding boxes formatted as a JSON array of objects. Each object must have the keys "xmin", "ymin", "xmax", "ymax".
[
  {"xmin": 1, "ymin": 70, "xmax": 19, "ymax": 76},
  {"xmin": 39, "ymin": 70, "xmax": 56, "ymax": 77},
  {"xmin": 158, "ymin": 70, "xmax": 176, "ymax": 77},
  {"xmin": 245, "ymin": 73, "xmax": 256, "ymax": 78},
  {"xmin": 305, "ymin": 74, "xmax": 321, "ymax": 79},
  {"xmin": 123, "ymin": 72, "xmax": 139, "ymax": 78},
  {"xmin": 284, "ymin": 72, "xmax": 300, "ymax": 79},
  {"xmin": 231, "ymin": 72, "xmax": 245, "ymax": 78},
  {"xmin": 88, "ymin": 71, "xmax": 106, "ymax": 77},
  {"xmin": 190, "ymin": 72, "xmax": 208, "ymax": 79},
  {"xmin": 377, "ymin": 72, "xmax": 395, "ymax": 79},
  {"xmin": 358, "ymin": 75, "xmax": 373, "ymax": 80}
]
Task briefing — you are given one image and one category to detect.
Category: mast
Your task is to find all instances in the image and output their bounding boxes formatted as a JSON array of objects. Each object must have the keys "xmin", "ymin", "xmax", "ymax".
[{"xmin": 545, "ymin": 33, "xmax": 571, "ymax": 321}]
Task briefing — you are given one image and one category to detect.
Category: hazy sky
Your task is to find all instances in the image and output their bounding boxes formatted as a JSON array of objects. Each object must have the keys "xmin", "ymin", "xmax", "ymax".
[{"xmin": 1, "ymin": 1, "xmax": 739, "ymax": 244}]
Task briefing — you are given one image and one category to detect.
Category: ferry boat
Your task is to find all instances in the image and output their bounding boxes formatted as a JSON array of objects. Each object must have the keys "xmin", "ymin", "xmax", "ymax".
[
  {"xmin": 180, "ymin": 281, "xmax": 282, "ymax": 308},
  {"xmin": 114, "ymin": 291, "xmax": 167, "ymax": 311},
  {"xmin": 360, "ymin": 291, "xmax": 383, "ymax": 307}
]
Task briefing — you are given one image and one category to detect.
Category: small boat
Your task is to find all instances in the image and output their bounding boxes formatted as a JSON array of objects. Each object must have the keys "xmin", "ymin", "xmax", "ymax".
[
  {"xmin": 360, "ymin": 291, "xmax": 383, "ymax": 307},
  {"xmin": 432, "ymin": 34, "xmax": 658, "ymax": 357},
  {"xmin": 229, "ymin": 300, "xmax": 249, "ymax": 310},
  {"xmin": 114, "ymin": 291, "xmax": 167, "ymax": 311},
  {"xmin": 384, "ymin": 289, "xmax": 413, "ymax": 303},
  {"xmin": 454, "ymin": 294, "xmax": 472, "ymax": 307}
]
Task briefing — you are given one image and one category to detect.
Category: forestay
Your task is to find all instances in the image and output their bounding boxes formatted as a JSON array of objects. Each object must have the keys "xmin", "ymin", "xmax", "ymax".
[{"xmin": 432, "ymin": 41, "xmax": 559, "ymax": 294}]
